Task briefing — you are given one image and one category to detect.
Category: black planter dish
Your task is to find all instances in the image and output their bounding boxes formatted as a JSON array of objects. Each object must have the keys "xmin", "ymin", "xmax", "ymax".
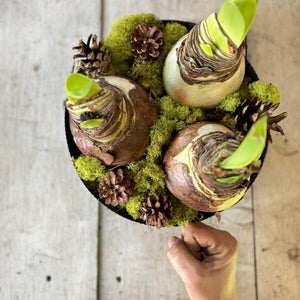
[{"xmin": 64, "ymin": 18, "xmax": 281, "ymax": 228}]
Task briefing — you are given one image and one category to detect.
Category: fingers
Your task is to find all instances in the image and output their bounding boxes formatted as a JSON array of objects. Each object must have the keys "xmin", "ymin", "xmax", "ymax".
[
  {"xmin": 167, "ymin": 236, "xmax": 203, "ymax": 284},
  {"xmin": 181, "ymin": 223, "xmax": 238, "ymax": 268}
]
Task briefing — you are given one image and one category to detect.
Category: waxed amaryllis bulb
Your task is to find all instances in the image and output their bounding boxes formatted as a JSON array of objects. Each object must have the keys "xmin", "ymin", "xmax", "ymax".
[{"xmin": 66, "ymin": 74, "xmax": 157, "ymax": 166}]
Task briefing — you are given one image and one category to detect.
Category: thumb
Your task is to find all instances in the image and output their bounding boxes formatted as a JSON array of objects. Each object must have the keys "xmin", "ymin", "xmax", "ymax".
[{"xmin": 167, "ymin": 237, "xmax": 203, "ymax": 284}]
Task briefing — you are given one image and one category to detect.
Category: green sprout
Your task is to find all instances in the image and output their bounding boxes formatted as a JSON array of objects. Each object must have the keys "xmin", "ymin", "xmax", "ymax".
[
  {"xmin": 65, "ymin": 73, "xmax": 101, "ymax": 104},
  {"xmin": 217, "ymin": 0, "xmax": 258, "ymax": 48},
  {"xmin": 198, "ymin": 0, "xmax": 258, "ymax": 56},
  {"xmin": 220, "ymin": 115, "xmax": 267, "ymax": 170},
  {"xmin": 216, "ymin": 173, "xmax": 244, "ymax": 184},
  {"xmin": 80, "ymin": 118, "xmax": 105, "ymax": 129}
]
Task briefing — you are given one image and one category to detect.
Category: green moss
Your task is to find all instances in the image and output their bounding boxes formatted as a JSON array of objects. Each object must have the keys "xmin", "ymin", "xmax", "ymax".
[
  {"xmin": 104, "ymin": 13, "xmax": 164, "ymax": 75},
  {"xmin": 127, "ymin": 160, "xmax": 166, "ymax": 196},
  {"xmin": 129, "ymin": 59, "xmax": 165, "ymax": 95},
  {"xmin": 168, "ymin": 196, "xmax": 200, "ymax": 227},
  {"xmin": 248, "ymin": 81, "xmax": 280, "ymax": 103},
  {"xmin": 127, "ymin": 22, "xmax": 188, "ymax": 95},
  {"xmin": 216, "ymin": 78, "xmax": 279, "ymax": 113},
  {"xmin": 72, "ymin": 155, "xmax": 108, "ymax": 181},
  {"xmin": 238, "ymin": 76, "xmax": 252, "ymax": 99},
  {"xmin": 158, "ymin": 96, "xmax": 204, "ymax": 122},
  {"xmin": 125, "ymin": 195, "xmax": 144, "ymax": 220},
  {"xmin": 163, "ymin": 22, "xmax": 188, "ymax": 55},
  {"xmin": 186, "ymin": 107, "xmax": 205, "ymax": 124},
  {"xmin": 217, "ymin": 91, "xmax": 241, "ymax": 112},
  {"xmin": 219, "ymin": 114, "xmax": 236, "ymax": 131}
]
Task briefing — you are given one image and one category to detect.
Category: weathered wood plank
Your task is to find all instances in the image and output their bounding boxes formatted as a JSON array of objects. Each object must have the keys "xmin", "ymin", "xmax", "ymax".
[
  {"xmin": 248, "ymin": 1, "xmax": 300, "ymax": 299},
  {"xmin": 99, "ymin": 1, "xmax": 256, "ymax": 299},
  {"xmin": 0, "ymin": 1, "xmax": 102, "ymax": 299}
]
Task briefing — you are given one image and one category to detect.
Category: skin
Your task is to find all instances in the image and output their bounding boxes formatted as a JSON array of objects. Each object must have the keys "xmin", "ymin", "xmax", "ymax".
[{"xmin": 167, "ymin": 223, "xmax": 238, "ymax": 300}]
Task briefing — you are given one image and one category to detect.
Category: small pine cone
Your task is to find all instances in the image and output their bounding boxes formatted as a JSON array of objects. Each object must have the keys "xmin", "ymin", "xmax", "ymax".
[
  {"xmin": 98, "ymin": 169, "xmax": 134, "ymax": 207},
  {"xmin": 140, "ymin": 195, "xmax": 173, "ymax": 229},
  {"xmin": 232, "ymin": 97, "xmax": 287, "ymax": 143},
  {"xmin": 130, "ymin": 24, "xmax": 165, "ymax": 62},
  {"xmin": 73, "ymin": 34, "xmax": 111, "ymax": 76}
]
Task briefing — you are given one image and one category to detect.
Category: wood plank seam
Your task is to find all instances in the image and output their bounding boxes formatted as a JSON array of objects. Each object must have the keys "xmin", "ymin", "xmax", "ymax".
[{"xmin": 251, "ymin": 186, "xmax": 258, "ymax": 300}]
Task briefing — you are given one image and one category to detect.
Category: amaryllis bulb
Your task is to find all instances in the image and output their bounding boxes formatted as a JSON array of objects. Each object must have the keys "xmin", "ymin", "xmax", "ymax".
[
  {"xmin": 66, "ymin": 74, "xmax": 157, "ymax": 166},
  {"xmin": 163, "ymin": 0, "xmax": 258, "ymax": 109},
  {"xmin": 163, "ymin": 122, "xmax": 263, "ymax": 212}
]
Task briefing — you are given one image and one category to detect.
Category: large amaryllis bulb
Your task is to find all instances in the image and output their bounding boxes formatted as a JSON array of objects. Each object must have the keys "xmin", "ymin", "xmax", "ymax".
[
  {"xmin": 66, "ymin": 75, "xmax": 157, "ymax": 166},
  {"xmin": 163, "ymin": 122, "xmax": 263, "ymax": 212},
  {"xmin": 163, "ymin": 0, "xmax": 258, "ymax": 109}
]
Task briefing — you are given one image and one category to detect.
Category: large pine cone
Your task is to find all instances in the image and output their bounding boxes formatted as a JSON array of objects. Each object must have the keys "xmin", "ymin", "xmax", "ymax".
[
  {"xmin": 130, "ymin": 24, "xmax": 165, "ymax": 61},
  {"xmin": 140, "ymin": 195, "xmax": 172, "ymax": 229},
  {"xmin": 73, "ymin": 34, "xmax": 111, "ymax": 76},
  {"xmin": 232, "ymin": 97, "xmax": 287, "ymax": 142},
  {"xmin": 98, "ymin": 169, "xmax": 134, "ymax": 206}
]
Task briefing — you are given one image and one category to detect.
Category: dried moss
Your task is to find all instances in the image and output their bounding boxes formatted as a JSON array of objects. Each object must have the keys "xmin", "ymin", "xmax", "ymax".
[
  {"xmin": 129, "ymin": 59, "xmax": 165, "ymax": 95},
  {"xmin": 219, "ymin": 114, "xmax": 236, "ymax": 131},
  {"xmin": 168, "ymin": 196, "xmax": 200, "ymax": 227},
  {"xmin": 248, "ymin": 81, "xmax": 280, "ymax": 103},
  {"xmin": 157, "ymin": 96, "xmax": 205, "ymax": 123},
  {"xmin": 128, "ymin": 22, "xmax": 188, "ymax": 95},
  {"xmin": 217, "ymin": 78, "xmax": 279, "ymax": 113},
  {"xmin": 72, "ymin": 155, "xmax": 108, "ymax": 181},
  {"xmin": 126, "ymin": 195, "xmax": 144, "ymax": 220},
  {"xmin": 163, "ymin": 22, "xmax": 188, "ymax": 55},
  {"xmin": 217, "ymin": 91, "xmax": 241, "ymax": 112},
  {"xmin": 104, "ymin": 13, "xmax": 164, "ymax": 75}
]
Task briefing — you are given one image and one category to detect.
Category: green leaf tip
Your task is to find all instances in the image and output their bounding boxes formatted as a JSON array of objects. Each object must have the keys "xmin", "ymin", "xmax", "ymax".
[
  {"xmin": 65, "ymin": 73, "xmax": 101, "ymax": 104},
  {"xmin": 218, "ymin": 0, "xmax": 258, "ymax": 47},
  {"xmin": 80, "ymin": 118, "xmax": 105, "ymax": 129},
  {"xmin": 216, "ymin": 173, "xmax": 245, "ymax": 183},
  {"xmin": 220, "ymin": 116, "xmax": 267, "ymax": 169}
]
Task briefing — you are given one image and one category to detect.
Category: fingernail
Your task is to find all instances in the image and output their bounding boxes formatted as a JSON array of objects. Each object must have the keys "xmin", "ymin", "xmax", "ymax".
[{"xmin": 168, "ymin": 236, "xmax": 178, "ymax": 248}]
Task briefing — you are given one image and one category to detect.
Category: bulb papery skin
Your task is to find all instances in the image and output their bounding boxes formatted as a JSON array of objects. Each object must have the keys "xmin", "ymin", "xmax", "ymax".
[
  {"xmin": 163, "ymin": 122, "xmax": 253, "ymax": 212},
  {"xmin": 163, "ymin": 19, "xmax": 246, "ymax": 109},
  {"xmin": 66, "ymin": 75, "xmax": 157, "ymax": 166}
]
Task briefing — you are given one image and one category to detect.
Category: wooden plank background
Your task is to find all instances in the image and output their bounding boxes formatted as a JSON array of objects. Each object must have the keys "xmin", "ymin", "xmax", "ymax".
[{"xmin": 1, "ymin": 0, "xmax": 299, "ymax": 299}]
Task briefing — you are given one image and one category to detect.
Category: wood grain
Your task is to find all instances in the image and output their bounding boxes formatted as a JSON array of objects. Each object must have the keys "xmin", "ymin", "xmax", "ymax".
[
  {"xmin": 0, "ymin": 1, "xmax": 101, "ymax": 299},
  {"xmin": 248, "ymin": 2, "xmax": 300, "ymax": 298},
  {"xmin": 1, "ymin": 0, "xmax": 299, "ymax": 299}
]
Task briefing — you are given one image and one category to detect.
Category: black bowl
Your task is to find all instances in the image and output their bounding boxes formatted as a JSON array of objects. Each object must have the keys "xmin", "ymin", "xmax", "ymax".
[{"xmin": 64, "ymin": 20, "xmax": 265, "ymax": 225}]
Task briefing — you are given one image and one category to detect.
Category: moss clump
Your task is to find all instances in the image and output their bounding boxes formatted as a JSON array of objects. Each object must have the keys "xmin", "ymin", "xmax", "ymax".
[
  {"xmin": 238, "ymin": 76, "xmax": 252, "ymax": 99},
  {"xmin": 125, "ymin": 195, "xmax": 144, "ymax": 220},
  {"xmin": 104, "ymin": 13, "xmax": 164, "ymax": 75},
  {"xmin": 219, "ymin": 114, "xmax": 236, "ymax": 131},
  {"xmin": 147, "ymin": 116, "xmax": 176, "ymax": 161},
  {"xmin": 217, "ymin": 77, "xmax": 251, "ymax": 112},
  {"xmin": 128, "ymin": 22, "xmax": 188, "ymax": 95},
  {"xmin": 130, "ymin": 59, "xmax": 165, "ymax": 95},
  {"xmin": 72, "ymin": 155, "xmax": 108, "ymax": 181},
  {"xmin": 163, "ymin": 22, "xmax": 188, "ymax": 55},
  {"xmin": 168, "ymin": 196, "xmax": 201, "ymax": 227},
  {"xmin": 127, "ymin": 159, "xmax": 166, "ymax": 197},
  {"xmin": 217, "ymin": 91, "xmax": 241, "ymax": 112},
  {"xmin": 248, "ymin": 81, "xmax": 280, "ymax": 103},
  {"xmin": 216, "ymin": 78, "xmax": 279, "ymax": 113},
  {"xmin": 157, "ymin": 96, "xmax": 205, "ymax": 125}
]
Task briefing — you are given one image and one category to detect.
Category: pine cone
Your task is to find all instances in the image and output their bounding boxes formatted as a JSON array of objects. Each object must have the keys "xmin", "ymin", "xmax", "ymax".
[
  {"xmin": 73, "ymin": 34, "xmax": 111, "ymax": 76},
  {"xmin": 140, "ymin": 195, "xmax": 172, "ymax": 229},
  {"xmin": 98, "ymin": 169, "xmax": 134, "ymax": 206},
  {"xmin": 130, "ymin": 24, "xmax": 165, "ymax": 61},
  {"xmin": 232, "ymin": 97, "xmax": 287, "ymax": 143}
]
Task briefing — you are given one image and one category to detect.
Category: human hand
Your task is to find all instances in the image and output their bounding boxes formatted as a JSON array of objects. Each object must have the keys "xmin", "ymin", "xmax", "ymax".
[{"xmin": 167, "ymin": 222, "xmax": 238, "ymax": 300}]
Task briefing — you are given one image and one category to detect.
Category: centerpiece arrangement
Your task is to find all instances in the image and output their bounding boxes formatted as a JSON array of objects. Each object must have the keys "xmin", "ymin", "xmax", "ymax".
[{"xmin": 65, "ymin": 0, "xmax": 287, "ymax": 228}]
